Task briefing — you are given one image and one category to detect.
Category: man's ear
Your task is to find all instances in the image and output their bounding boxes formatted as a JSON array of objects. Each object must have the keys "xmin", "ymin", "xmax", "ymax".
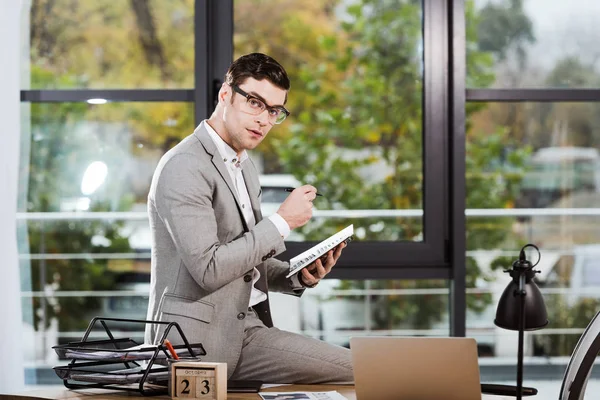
[{"xmin": 218, "ymin": 82, "xmax": 230, "ymax": 104}]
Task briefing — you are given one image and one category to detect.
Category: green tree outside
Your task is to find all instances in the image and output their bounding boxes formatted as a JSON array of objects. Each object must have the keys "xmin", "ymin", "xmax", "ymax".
[
  {"xmin": 247, "ymin": 0, "xmax": 532, "ymax": 331},
  {"xmin": 25, "ymin": 0, "xmax": 598, "ymax": 356}
]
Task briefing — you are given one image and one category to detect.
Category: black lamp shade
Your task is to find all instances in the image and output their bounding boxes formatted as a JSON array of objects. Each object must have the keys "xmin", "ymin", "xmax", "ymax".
[{"xmin": 495, "ymin": 280, "xmax": 549, "ymax": 331}]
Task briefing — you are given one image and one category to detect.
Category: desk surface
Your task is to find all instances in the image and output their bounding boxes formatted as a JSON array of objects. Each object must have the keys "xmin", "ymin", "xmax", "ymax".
[{"xmin": 7, "ymin": 384, "xmax": 357, "ymax": 400}]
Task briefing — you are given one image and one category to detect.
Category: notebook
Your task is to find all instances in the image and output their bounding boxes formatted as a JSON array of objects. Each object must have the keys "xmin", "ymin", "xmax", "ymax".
[
  {"xmin": 285, "ymin": 224, "xmax": 353, "ymax": 278},
  {"xmin": 350, "ymin": 337, "xmax": 482, "ymax": 400}
]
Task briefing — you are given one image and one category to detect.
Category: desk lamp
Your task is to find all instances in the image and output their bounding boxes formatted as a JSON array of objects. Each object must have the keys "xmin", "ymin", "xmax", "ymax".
[{"xmin": 494, "ymin": 243, "xmax": 548, "ymax": 400}]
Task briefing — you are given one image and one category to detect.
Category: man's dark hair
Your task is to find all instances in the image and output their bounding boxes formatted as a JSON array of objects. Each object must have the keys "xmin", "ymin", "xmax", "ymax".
[{"xmin": 224, "ymin": 53, "xmax": 291, "ymax": 92}]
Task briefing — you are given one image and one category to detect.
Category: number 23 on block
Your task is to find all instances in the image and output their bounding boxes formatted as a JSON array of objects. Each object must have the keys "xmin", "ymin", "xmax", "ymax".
[{"xmin": 171, "ymin": 362, "xmax": 226, "ymax": 400}]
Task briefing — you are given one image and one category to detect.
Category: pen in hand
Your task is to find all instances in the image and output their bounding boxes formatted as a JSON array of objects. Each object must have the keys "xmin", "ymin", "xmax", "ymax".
[{"xmin": 284, "ymin": 187, "xmax": 323, "ymax": 197}]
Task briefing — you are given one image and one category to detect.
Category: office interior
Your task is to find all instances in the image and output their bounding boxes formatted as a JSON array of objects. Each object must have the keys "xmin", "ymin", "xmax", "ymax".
[{"xmin": 1, "ymin": 0, "xmax": 600, "ymax": 398}]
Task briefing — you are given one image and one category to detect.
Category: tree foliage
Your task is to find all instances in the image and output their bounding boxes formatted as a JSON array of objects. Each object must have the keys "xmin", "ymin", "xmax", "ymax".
[
  {"xmin": 26, "ymin": 66, "xmax": 134, "ymax": 331},
  {"xmin": 26, "ymin": 0, "xmax": 597, "ymax": 356},
  {"xmin": 237, "ymin": 0, "xmax": 532, "ymax": 330},
  {"xmin": 476, "ymin": 0, "xmax": 535, "ymax": 66},
  {"xmin": 25, "ymin": 0, "xmax": 195, "ymax": 331}
]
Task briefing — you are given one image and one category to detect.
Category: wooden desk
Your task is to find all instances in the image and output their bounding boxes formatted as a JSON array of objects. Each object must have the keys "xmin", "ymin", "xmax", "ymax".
[{"xmin": 5, "ymin": 384, "xmax": 356, "ymax": 400}]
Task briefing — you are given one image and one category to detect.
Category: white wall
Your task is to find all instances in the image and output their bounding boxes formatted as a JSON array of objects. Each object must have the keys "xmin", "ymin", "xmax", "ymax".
[{"xmin": 0, "ymin": 0, "xmax": 25, "ymax": 393}]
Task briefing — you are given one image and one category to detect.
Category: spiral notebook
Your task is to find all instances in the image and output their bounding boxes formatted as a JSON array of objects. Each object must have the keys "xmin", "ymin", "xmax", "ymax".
[{"xmin": 286, "ymin": 224, "xmax": 354, "ymax": 278}]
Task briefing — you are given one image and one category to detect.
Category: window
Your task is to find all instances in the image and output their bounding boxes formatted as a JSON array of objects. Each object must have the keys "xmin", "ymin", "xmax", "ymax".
[
  {"xmin": 235, "ymin": 0, "xmax": 425, "ymax": 242},
  {"xmin": 467, "ymin": 0, "xmax": 600, "ymax": 385},
  {"xmin": 28, "ymin": 0, "xmax": 194, "ymax": 90},
  {"xmin": 469, "ymin": 0, "xmax": 600, "ymax": 89},
  {"xmin": 234, "ymin": 0, "xmax": 450, "ymax": 274},
  {"xmin": 18, "ymin": 0, "xmax": 206, "ymax": 385}
]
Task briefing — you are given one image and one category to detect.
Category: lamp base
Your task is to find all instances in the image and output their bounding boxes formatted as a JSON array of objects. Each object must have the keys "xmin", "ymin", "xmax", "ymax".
[{"xmin": 481, "ymin": 384, "xmax": 537, "ymax": 397}]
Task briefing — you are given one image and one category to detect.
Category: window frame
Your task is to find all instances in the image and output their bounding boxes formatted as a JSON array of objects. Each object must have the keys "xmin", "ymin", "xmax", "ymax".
[
  {"xmin": 280, "ymin": 0, "xmax": 453, "ymax": 274},
  {"xmin": 19, "ymin": 0, "xmax": 467, "ymax": 338}
]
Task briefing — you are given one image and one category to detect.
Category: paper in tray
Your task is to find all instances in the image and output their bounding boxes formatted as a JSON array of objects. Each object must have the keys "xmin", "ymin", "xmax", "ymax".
[
  {"xmin": 54, "ymin": 339, "xmax": 206, "ymax": 360},
  {"xmin": 53, "ymin": 338, "xmax": 140, "ymax": 358},
  {"xmin": 51, "ymin": 317, "xmax": 206, "ymax": 396},
  {"xmin": 54, "ymin": 364, "xmax": 169, "ymax": 385}
]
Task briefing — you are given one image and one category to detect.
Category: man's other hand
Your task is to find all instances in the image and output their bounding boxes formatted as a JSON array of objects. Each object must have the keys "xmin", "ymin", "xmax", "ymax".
[{"xmin": 300, "ymin": 241, "xmax": 347, "ymax": 288}]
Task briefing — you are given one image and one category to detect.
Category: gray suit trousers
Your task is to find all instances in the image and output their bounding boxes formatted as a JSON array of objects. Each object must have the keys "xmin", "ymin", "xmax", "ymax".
[{"xmin": 229, "ymin": 308, "xmax": 354, "ymax": 384}]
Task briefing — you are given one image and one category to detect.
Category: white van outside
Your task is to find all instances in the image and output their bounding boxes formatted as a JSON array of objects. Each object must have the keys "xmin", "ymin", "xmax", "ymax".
[{"xmin": 517, "ymin": 147, "xmax": 600, "ymax": 210}]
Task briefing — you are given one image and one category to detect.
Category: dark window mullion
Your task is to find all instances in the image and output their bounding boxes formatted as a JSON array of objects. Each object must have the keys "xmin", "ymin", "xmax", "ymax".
[
  {"xmin": 328, "ymin": 266, "xmax": 452, "ymax": 280},
  {"xmin": 284, "ymin": 242, "xmax": 451, "ymax": 270},
  {"xmin": 20, "ymin": 89, "xmax": 194, "ymax": 102},
  {"xmin": 195, "ymin": 0, "xmax": 233, "ymax": 124},
  {"xmin": 195, "ymin": 0, "xmax": 208, "ymax": 123},
  {"xmin": 450, "ymin": 0, "xmax": 467, "ymax": 338},
  {"xmin": 422, "ymin": 0, "xmax": 449, "ymax": 263},
  {"xmin": 467, "ymin": 88, "xmax": 600, "ymax": 102}
]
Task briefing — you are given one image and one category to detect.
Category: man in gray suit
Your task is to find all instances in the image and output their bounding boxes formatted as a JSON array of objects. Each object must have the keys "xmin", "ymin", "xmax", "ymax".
[{"xmin": 145, "ymin": 53, "xmax": 352, "ymax": 383}]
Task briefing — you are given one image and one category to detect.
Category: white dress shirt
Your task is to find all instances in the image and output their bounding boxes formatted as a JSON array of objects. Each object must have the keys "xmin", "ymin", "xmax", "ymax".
[{"xmin": 203, "ymin": 121, "xmax": 301, "ymax": 307}]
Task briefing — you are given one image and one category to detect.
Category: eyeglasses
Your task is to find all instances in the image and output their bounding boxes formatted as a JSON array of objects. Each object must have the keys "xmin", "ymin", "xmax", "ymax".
[{"xmin": 231, "ymin": 85, "xmax": 290, "ymax": 124}]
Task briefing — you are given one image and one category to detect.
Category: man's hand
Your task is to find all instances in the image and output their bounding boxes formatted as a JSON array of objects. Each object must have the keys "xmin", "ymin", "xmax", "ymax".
[
  {"xmin": 299, "ymin": 241, "xmax": 347, "ymax": 288},
  {"xmin": 276, "ymin": 185, "xmax": 317, "ymax": 230}
]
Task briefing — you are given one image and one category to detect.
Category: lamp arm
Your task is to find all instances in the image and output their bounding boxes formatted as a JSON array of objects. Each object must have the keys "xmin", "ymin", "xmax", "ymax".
[
  {"xmin": 481, "ymin": 384, "xmax": 537, "ymax": 396},
  {"xmin": 516, "ymin": 272, "xmax": 527, "ymax": 400}
]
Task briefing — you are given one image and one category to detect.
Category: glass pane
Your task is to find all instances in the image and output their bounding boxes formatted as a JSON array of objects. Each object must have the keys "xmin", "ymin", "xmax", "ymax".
[
  {"xmin": 22, "ymin": 102, "xmax": 194, "ymax": 212},
  {"xmin": 466, "ymin": 102, "xmax": 600, "ymax": 390},
  {"xmin": 270, "ymin": 279, "xmax": 449, "ymax": 349},
  {"xmin": 468, "ymin": 0, "xmax": 600, "ymax": 88},
  {"xmin": 22, "ymin": 254, "xmax": 150, "ymax": 384},
  {"xmin": 18, "ymin": 101, "xmax": 192, "ymax": 384},
  {"xmin": 235, "ymin": 0, "xmax": 424, "ymax": 242},
  {"xmin": 25, "ymin": 0, "xmax": 194, "ymax": 89},
  {"xmin": 467, "ymin": 102, "xmax": 600, "ymax": 243}
]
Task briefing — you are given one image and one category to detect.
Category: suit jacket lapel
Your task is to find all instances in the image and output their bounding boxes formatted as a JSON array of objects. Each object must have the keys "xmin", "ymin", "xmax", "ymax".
[
  {"xmin": 193, "ymin": 124, "xmax": 250, "ymax": 232},
  {"xmin": 241, "ymin": 160, "xmax": 263, "ymax": 224},
  {"xmin": 241, "ymin": 158, "xmax": 269, "ymax": 292}
]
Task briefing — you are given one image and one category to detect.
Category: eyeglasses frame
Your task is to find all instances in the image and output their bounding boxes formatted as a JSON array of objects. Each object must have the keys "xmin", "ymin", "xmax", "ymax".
[{"xmin": 231, "ymin": 84, "xmax": 290, "ymax": 124}]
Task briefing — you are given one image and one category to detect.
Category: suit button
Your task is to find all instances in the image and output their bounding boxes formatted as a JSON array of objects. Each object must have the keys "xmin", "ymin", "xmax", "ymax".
[
  {"xmin": 237, "ymin": 312, "xmax": 246, "ymax": 320},
  {"xmin": 261, "ymin": 256, "xmax": 267, "ymax": 261},
  {"xmin": 244, "ymin": 274, "xmax": 252, "ymax": 282}
]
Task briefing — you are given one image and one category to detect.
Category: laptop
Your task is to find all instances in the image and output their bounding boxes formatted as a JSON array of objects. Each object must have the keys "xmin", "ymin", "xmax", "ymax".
[{"xmin": 350, "ymin": 337, "xmax": 482, "ymax": 400}]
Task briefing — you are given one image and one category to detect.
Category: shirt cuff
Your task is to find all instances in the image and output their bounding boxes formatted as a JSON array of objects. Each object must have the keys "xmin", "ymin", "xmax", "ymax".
[
  {"xmin": 289, "ymin": 274, "xmax": 303, "ymax": 290},
  {"xmin": 268, "ymin": 213, "xmax": 291, "ymax": 239}
]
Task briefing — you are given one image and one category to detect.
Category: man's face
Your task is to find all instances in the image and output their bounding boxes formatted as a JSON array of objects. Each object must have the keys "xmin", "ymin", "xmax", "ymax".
[{"xmin": 220, "ymin": 77, "xmax": 287, "ymax": 153}]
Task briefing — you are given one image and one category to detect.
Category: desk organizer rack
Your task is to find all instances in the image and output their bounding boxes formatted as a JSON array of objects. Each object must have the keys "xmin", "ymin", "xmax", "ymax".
[{"xmin": 52, "ymin": 316, "xmax": 206, "ymax": 396}]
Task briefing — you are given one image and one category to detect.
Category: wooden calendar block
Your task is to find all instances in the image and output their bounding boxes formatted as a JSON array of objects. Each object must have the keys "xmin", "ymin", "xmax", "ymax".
[
  {"xmin": 195, "ymin": 378, "xmax": 214, "ymax": 398},
  {"xmin": 175, "ymin": 374, "xmax": 195, "ymax": 398},
  {"xmin": 170, "ymin": 361, "xmax": 227, "ymax": 400}
]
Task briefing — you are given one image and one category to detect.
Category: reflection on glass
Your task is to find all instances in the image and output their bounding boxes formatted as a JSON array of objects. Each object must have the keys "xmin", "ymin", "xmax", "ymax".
[
  {"xmin": 23, "ymin": 102, "xmax": 194, "ymax": 212},
  {"xmin": 26, "ymin": 0, "xmax": 194, "ymax": 89},
  {"xmin": 235, "ymin": 0, "xmax": 424, "ymax": 242},
  {"xmin": 467, "ymin": 101, "xmax": 600, "ymax": 246},
  {"xmin": 469, "ymin": 0, "xmax": 600, "ymax": 88},
  {"xmin": 294, "ymin": 279, "xmax": 449, "ymax": 348},
  {"xmin": 23, "ymin": 220, "xmax": 151, "ymax": 332},
  {"xmin": 466, "ymin": 101, "xmax": 600, "ymax": 360},
  {"xmin": 81, "ymin": 161, "xmax": 108, "ymax": 196},
  {"xmin": 19, "ymin": 102, "xmax": 192, "ymax": 372},
  {"xmin": 532, "ymin": 293, "xmax": 600, "ymax": 357}
]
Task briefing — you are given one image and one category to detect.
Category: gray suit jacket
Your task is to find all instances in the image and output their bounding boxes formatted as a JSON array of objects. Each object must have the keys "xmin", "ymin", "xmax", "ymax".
[{"xmin": 144, "ymin": 123, "xmax": 303, "ymax": 376}]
